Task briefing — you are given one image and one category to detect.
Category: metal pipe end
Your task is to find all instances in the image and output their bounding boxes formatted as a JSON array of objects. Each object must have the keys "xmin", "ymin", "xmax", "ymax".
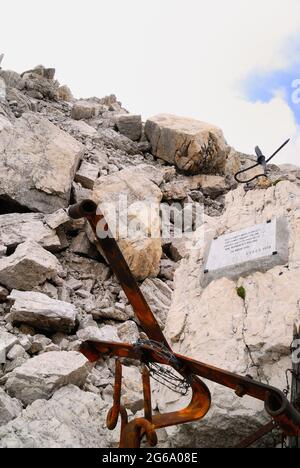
[{"xmin": 68, "ymin": 199, "xmax": 98, "ymax": 220}]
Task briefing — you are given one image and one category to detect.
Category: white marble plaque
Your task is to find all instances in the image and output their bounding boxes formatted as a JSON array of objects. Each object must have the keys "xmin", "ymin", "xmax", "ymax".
[{"xmin": 202, "ymin": 218, "xmax": 289, "ymax": 286}]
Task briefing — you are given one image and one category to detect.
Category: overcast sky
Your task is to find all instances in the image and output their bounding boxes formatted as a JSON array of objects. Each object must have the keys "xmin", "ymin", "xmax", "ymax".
[{"xmin": 1, "ymin": 0, "xmax": 300, "ymax": 165}]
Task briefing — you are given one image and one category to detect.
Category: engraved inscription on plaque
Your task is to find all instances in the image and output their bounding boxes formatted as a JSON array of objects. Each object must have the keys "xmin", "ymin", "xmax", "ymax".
[{"xmin": 202, "ymin": 218, "xmax": 289, "ymax": 286}]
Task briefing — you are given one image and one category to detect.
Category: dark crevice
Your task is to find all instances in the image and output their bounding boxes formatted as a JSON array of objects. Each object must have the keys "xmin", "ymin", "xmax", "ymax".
[{"xmin": 0, "ymin": 195, "xmax": 32, "ymax": 215}]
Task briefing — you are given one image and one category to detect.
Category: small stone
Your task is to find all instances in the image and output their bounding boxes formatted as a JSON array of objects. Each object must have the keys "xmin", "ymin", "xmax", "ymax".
[
  {"xmin": 0, "ymin": 388, "xmax": 23, "ymax": 424},
  {"xmin": 7, "ymin": 344, "xmax": 26, "ymax": 361},
  {"xmin": 29, "ymin": 335, "xmax": 52, "ymax": 355},
  {"xmin": 0, "ymin": 285, "xmax": 9, "ymax": 302},
  {"xmin": 44, "ymin": 209, "xmax": 70, "ymax": 230},
  {"xmin": 71, "ymin": 100, "xmax": 97, "ymax": 120},
  {"xmin": 0, "ymin": 241, "xmax": 63, "ymax": 291},
  {"xmin": 66, "ymin": 277, "xmax": 83, "ymax": 291},
  {"xmin": 77, "ymin": 325, "xmax": 120, "ymax": 343},
  {"xmin": 0, "ymin": 330, "xmax": 18, "ymax": 364},
  {"xmin": 75, "ymin": 162, "xmax": 99, "ymax": 190},
  {"xmin": 115, "ymin": 114, "xmax": 142, "ymax": 141},
  {"xmin": 0, "ymin": 245, "xmax": 7, "ymax": 257},
  {"xmin": 117, "ymin": 321, "xmax": 139, "ymax": 343}
]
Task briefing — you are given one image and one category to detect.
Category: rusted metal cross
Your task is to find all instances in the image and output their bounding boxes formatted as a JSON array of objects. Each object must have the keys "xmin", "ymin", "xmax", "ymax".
[{"xmin": 68, "ymin": 200, "xmax": 300, "ymax": 448}]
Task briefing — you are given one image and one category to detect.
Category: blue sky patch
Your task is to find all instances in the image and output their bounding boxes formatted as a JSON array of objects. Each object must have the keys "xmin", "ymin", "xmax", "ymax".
[{"xmin": 243, "ymin": 63, "xmax": 300, "ymax": 124}]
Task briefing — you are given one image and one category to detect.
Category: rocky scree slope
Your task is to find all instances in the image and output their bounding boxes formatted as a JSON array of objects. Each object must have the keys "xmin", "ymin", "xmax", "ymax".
[{"xmin": 0, "ymin": 63, "xmax": 299, "ymax": 448}]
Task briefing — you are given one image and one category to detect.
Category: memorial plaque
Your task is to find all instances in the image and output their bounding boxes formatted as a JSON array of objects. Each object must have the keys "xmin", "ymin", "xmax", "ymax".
[{"xmin": 202, "ymin": 218, "xmax": 289, "ymax": 286}]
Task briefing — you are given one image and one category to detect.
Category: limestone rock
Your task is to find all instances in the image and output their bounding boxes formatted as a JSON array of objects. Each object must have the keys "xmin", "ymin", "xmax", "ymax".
[
  {"xmin": 92, "ymin": 166, "xmax": 163, "ymax": 280},
  {"xmin": 77, "ymin": 325, "xmax": 120, "ymax": 343},
  {"xmin": 5, "ymin": 351, "xmax": 91, "ymax": 405},
  {"xmin": 0, "ymin": 241, "xmax": 63, "ymax": 291},
  {"xmin": 0, "ymin": 330, "xmax": 18, "ymax": 364},
  {"xmin": 7, "ymin": 290, "xmax": 77, "ymax": 333},
  {"xmin": 0, "ymin": 213, "xmax": 61, "ymax": 251},
  {"xmin": 75, "ymin": 161, "xmax": 99, "ymax": 189},
  {"xmin": 0, "ymin": 385, "xmax": 117, "ymax": 448},
  {"xmin": 57, "ymin": 85, "xmax": 74, "ymax": 102},
  {"xmin": 0, "ymin": 285, "xmax": 9, "ymax": 302},
  {"xmin": 44, "ymin": 209, "xmax": 70, "ymax": 230},
  {"xmin": 115, "ymin": 114, "xmax": 142, "ymax": 141},
  {"xmin": 121, "ymin": 366, "xmax": 144, "ymax": 413},
  {"xmin": 0, "ymin": 112, "xmax": 83, "ymax": 213},
  {"xmin": 0, "ymin": 388, "xmax": 22, "ymax": 424},
  {"xmin": 117, "ymin": 321, "xmax": 140, "ymax": 343},
  {"xmin": 71, "ymin": 100, "xmax": 99, "ymax": 120},
  {"xmin": 159, "ymin": 180, "xmax": 300, "ymax": 447},
  {"xmin": 145, "ymin": 114, "xmax": 230, "ymax": 175},
  {"xmin": 140, "ymin": 278, "xmax": 172, "ymax": 327}
]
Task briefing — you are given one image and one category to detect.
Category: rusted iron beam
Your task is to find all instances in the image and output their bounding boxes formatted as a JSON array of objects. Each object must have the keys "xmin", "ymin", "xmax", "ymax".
[
  {"xmin": 68, "ymin": 200, "xmax": 170, "ymax": 349},
  {"xmin": 235, "ymin": 421, "xmax": 275, "ymax": 448},
  {"xmin": 80, "ymin": 340, "xmax": 300, "ymax": 437},
  {"xmin": 68, "ymin": 200, "xmax": 300, "ymax": 445}
]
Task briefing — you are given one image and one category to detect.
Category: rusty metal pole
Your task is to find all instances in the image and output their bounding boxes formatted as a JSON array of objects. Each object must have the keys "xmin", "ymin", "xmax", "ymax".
[{"xmin": 289, "ymin": 325, "xmax": 300, "ymax": 448}]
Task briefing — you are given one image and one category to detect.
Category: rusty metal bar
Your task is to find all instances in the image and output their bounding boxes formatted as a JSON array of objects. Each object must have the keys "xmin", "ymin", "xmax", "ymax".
[
  {"xmin": 80, "ymin": 340, "xmax": 300, "ymax": 437},
  {"xmin": 235, "ymin": 421, "xmax": 275, "ymax": 448},
  {"xmin": 68, "ymin": 200, "xmax": 300, "ymax": 445},
  {"xmin": 68, "ymin": 200, "xmax": 170, "ymax": 349},
  {"xmin": 142, "ymin": 365, "xmax": 153, "ymax": 423}
]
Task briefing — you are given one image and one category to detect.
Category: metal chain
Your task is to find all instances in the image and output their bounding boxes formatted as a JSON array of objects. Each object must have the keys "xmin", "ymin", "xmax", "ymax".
[{"xmin": 134, "ymin": 339, "xmax": 191, "ymax": 395}]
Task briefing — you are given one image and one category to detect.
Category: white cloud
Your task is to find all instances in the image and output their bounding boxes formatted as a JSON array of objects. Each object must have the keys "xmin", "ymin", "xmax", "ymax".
[{"xmin": 1, "ymin": 0, "xmax": 300, "ymax": 163}]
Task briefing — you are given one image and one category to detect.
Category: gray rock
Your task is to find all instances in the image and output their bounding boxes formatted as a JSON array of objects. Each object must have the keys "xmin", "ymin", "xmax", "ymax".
[
  {"xmin": 75, "ymin": 161, "xmax": 99, "ymax": 189},
  {"xmin": 0, "ymin": 241, "xmax": 63, "ymax": 291},
  {"xmin": 7, "ymin": 290, "xmax": 77, "ymax": 334},
  {"xmin": 71, "ymin": 100, "xmax": 98, "ymax": 120},
  {"xmin": 0, "ymin": 388, "xmax": 22, "ymax": 424},
  {"xmin": 72, "ymin": 182, "xmax": 93, "ymax": 204},
  {"xmin": 7, "ymin": 344, "xmax": 26, "ymax": 361},
  {"xmin": 115, "ymin": 114, "xmax": 142, "ymax": 141},
  {"xmin": 77, "ymin": 325, "xmax": 120, "ymax": 343},
  {"xmin": 0, "ymin": 112, "xmax": 83, "ymax": 213},
  {"xmin": 0, "ymin": 285, "xmax": 9, "ymax": 302},
  {"xmin": 0, "ymin": 213, "xmax": 61, "ymax": 252},
  {"xmin": 159, "ymin": 259, "xmax": 177, "ymax": 281},
  {"xmin": 0, "ymin": 330, "xmax": 18, "ymax": 364},
  {"xmin": 44, "ymin": 209, "xmax": 70, "ymax": 230},
  {"xmin": 140, "ymin": 278, "xmax": 172, "ymax": 327},
  {"xmin": 69, "ymin": 231, "xmax": 98, "ymax": 259},
  {"xmin": 121, "ymin": 366, "xmax": 144, "ymax": 413},
  {"xmin": 0, "ymin": 385, "xmax": 116, "ymax": 448},
  {"xmin": 117, "ymin": 321, "xmax": 139, "ymax": 343},
  {"xmin": 5, "ymin": 351, "xmax": 91, "ymax": 405},
  {"xmin": 29, "ymin": 335, "xmax": 52, "ymax": 355},
  {"xmin": 0, "ymin": 69, "xmax": 25, "ymax": 90}
]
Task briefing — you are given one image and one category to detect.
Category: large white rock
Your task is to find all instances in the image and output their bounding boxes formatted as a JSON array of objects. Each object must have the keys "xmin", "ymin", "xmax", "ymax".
[
  {"xmin": 158, "ymin": 181, "xmax": 300, "ymax": 447},
  {"xmin": 145, "ymin": 114, "xmax": 230, "ymax": 175},
  {"xmin": 7, "ymin": 290, "xmax": 77, "ymax": 333},
  {"xmin": 0, "ymin": 213, "xmax": 61, "ymax": 251},
  {"xmin": 92, "ymin": 166, "xmax": 163, "ymax": 280},
  {"xmin": 0, "ymin": 241, "xmax": 63, "ymax": 291},
  {"xmin": 0, "ymin": 112, "xmax": 83, "ymax": 213},
  {"xmin": 0, "ymin": 388, "xmax": 23, "ymax": 424},
  {"xmin": 0, "ymin": 385, "xmax": 119, "ymax": 448},
  {"xmin": 5, "ymin": 351, "xmax": 91, "ymax": 405}
]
